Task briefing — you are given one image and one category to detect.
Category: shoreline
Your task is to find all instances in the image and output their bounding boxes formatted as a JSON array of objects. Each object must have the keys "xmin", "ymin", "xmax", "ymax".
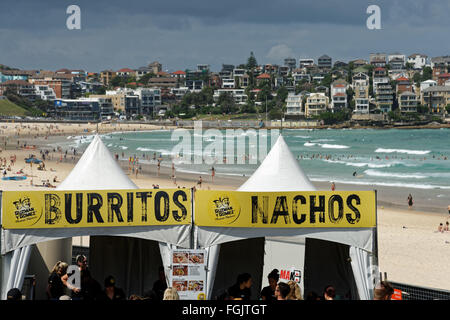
[{"xmin": 1, "ymin": 119, "xmax": 449, "ymax": 132}]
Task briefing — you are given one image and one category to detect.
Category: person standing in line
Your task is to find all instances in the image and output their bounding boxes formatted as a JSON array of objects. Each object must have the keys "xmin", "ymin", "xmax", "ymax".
[
  {"xmin": 152, "ymin": 266, "xmax": 168, "ymax": 300},
  {"xmin": 163, "ymin": 287, "xmax": 179, "ymax": 300},
  {"xmin": 323, "ymin": 285, "xmax": 336, "ymax": 300},
  {"xmin": 72, "ymin": 255, "xmax": 101, "ymax": 301},
  {"xmin": 274, "ymin": 282, "xmax": 291, "ymax": 301},
  {"xmin": 373, "ymin": 281, "xmax": 394, "ymax": 300},
  {"xmin": 286, "ymin": 280, "xmax": 302, "ymax": 300},
  {"xmin": 260, "ymin": 269, "xmax": 279, "ymax": 301},
  {"xmin": 47, "ymin": 261, "xmax": 80, "ymax": 300},
  {"xmin": 211, "ymin": 166, "xmax": 215, "ymax": 183},
  {"xmin": 331, "ymin": 182, "xmax": 336, "ymax": 191},
  {"xmin": 228, "ymin": 273, "xmax": 253, "ymax": 300},
  {"xmin": 99, "ymin": 276, "xmax": 126, "ymax": 301},
  {"xmin": 7, "ymin": 288, "xmax": 22, "ymax": 301}
]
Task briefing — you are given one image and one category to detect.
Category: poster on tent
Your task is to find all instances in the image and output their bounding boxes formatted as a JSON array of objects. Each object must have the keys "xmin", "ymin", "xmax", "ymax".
[
  {"xmin": 195, "ymin": 190, "xmax": 377, "ymax": 228},
  {"xmin": 171, "ymin": 249, "xmax": 207, "ymax": 300},
  {"xmin": 1, "ymin": 189, "xmax": 192, "ymax": 229}
]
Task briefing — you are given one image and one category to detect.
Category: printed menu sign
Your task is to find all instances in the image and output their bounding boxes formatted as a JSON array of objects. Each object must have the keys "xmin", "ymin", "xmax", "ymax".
[{"xmin": 171, "ymin": 249, "xmax": 207, "ymax": 300}]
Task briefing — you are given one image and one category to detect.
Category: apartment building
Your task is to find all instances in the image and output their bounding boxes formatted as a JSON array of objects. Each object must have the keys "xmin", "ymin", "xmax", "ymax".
[
  {"xmin": 222, "ymin": 78, "xmax": 235, "ymax": 89},
  {"xmin": 186, "ymin": 80, "xmax": 204, "ymax": 92},
  {"xmin": 352, "ymin": 73, "xmax": 370, "ymax": 114},
  {"xmin": 34, "ymin": 85, "xmax": 56, "ymax": 100},
  {"xmin": 0, "ymin": 70, "xmax": 34, "ymax": 83},
  {"xmin": 148, "ymin": 62, "xmax": 162, "ymax": 74},
  {"xmin": 53, "ymin": 97, "xmax": 114, "ymax": 120},
  {"xmin": 373, "ymin": 68, "xmax": 390, "ymax": 95},
  {"xmin": 398, "ymin": 91, "xmax": 418, "ymax": 114},
  {"xmin": 147, "ymin": 77, "xmax": 178, "ymax": 89},
  {"xmin": 100, "ymin": 70, "xmax": 116, "ymax": 87},
  {"xmin": 376, "ymin": 83, "xmax": 394, "ymax": 113},
  {"xmin": 134, "ymin": 88, "xmax": 162, "ymax": 115},
  {"xmin": 407, "ymin": 54, "xmax": 428, "ymax": 69},
  {"xmin": 0, "ymin": 80, "xmax": 36, "ymax": 100},
  {"xmin": 330, "ymin": 79, "xmax": 348, "ymax": 112},
  {"xmin": 396, "ymin": 77, "xmax": 414, "ymax": 95},
  {"xmin": 318, "ymin": 55, "xmax": 332, "ymax": 70},
  {"xmin": 422, "ymin": 85, "xmax": 450, "ymax": 114},
  {"xmin": 284, "ymin": 58, "xmax": 297, "ymax": 70},
  {"xmin": 305, "ymin": 92, "xmax": 329, "ymax": 117},
  {"xmin": 299, "ymin": 59, "xmax": 314, "ymax": 69},
  {"xmin": 213, "ymin": 89, "xmax": 248, "ymax": 104},
  {"xmin": 285, "ymin": 92, "xmax": 304, "ymax": 116},
  {"xmin": 370, "ymin": 53, "xmax": 387, "ymax": 68},
  {"xmin": 388, "ymin": 53, "xmax": 406, "ymax": 70}
]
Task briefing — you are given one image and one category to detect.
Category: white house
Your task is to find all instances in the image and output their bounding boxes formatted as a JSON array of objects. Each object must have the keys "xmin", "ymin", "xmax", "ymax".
[
  {"xmin": 213, "ymin": 89, "xmax": 248, "ymax": 104},
  {"xmin": 222, "ymin": 78, "xmax": 236, "ymax": 89},
  {"xmin": 330, "ymin": 79, "xmax": 347, "ymax": 112},
  {"xmin": 407, "ymin": 54, "xmax": 428, "ymax": 70},
  {"xmin": 34, "ymin": 85, "xmax": 56, "ymax": 100},
  {"xmin": 299, "ymin": 58, "xmax": 314, "ymax": 68},
  {"xmin": 285, "ymin": 92, "xmax": 304, "ymax": 116}
]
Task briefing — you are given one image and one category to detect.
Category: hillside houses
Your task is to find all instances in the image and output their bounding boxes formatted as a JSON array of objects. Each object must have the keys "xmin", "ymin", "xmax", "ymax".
[{"xmin": 0, "ymin": 51, "xmax": 449, "ymax": 121}]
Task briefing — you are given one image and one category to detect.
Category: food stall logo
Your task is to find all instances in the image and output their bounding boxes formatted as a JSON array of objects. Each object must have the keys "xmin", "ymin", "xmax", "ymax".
[
  {"xmin": 13, "ymin": 197, "xmax": 38, "ymax": 223},
  {"xmin": 280, "ymin": 268, "xmax": 301, "ymax": 283},
  {"xmin": 213, "ymin": 197, "xmax": 238, "ymax": 221}
]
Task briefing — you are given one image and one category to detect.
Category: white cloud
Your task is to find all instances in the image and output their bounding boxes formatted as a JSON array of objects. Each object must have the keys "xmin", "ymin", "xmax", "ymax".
[{"xmin": 266, "ymin": 44, "xmax": 295, "ymax": 61}]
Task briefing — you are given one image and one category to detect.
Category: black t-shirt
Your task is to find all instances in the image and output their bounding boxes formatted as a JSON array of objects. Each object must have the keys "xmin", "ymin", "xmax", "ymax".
[
  {"xmin": 71, "ymin": 269, "xmax": 102, "ymax": 300},
  {"xmin": 260, "ymin": 286, "xmax": 276, "ymax": 301},
  {"xmin": 99, "ymin": 287, "xmax": 126, "ymax": 301},
  {"xmin": 152, "ymin": 280, "xmax": 167, "ymax": 300},
  {"xmin": 47, "ymin": 272, "xmax": 64, "ymax": 299},
  {"xmin": 228, "ymin": 284, "xmax": 251, "ymax": 300}
]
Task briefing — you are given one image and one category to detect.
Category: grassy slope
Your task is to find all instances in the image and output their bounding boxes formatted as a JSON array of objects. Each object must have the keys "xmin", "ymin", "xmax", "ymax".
[{"xmin": 0, "ymin": 99, "xmax": 29, "ymax": 116}]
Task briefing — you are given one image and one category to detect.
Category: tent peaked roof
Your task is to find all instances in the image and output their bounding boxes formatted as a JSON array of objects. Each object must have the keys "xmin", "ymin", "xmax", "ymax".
[
  {"xmin": 238, "ymin": 135, "xmax": 316, "ymax": 192},
  {"xmin": 57, "ymin": 135, "xmax": 138, "ymax": 190}
]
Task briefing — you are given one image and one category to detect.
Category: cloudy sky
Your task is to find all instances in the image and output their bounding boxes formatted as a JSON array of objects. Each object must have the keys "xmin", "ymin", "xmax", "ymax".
[{"xmin": 0, "ymin": 0, "xmax": 449, "ymax": 72}]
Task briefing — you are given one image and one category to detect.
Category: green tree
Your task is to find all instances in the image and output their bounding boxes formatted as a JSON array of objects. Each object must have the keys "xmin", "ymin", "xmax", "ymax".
[
  {"xmin": 246, "ymin": 52, "xmax": 258, "ymax": 70},
  {"xmin": 276, "ymin": 86, "xmax": 288, "ymax": 103},
  {"xmin": 421, "ymin": 67, "xmax": 432, "ymax": 82},
  {"xmin": 256, "ymin": 84, "xmax": 272, "ymax": 102},
  {"xmin": 321, "ymin": 74, "xmax": 332, "ymax": 88},
  {"xmin": 218, "ymin": 92, "xmax": 237, "ymax": 114}
]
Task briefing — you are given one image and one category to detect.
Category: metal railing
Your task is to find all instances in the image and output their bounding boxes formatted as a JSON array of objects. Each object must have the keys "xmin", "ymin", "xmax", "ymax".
[{"xmin": 390, "ymin": 281, "xmax": 450, "ymax": 300}]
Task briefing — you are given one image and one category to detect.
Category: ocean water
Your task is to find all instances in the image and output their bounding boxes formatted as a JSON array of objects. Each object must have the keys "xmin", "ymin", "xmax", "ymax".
[{"xmin": 60, "ymin": 128, "xmax": 450, "ymax": 194}]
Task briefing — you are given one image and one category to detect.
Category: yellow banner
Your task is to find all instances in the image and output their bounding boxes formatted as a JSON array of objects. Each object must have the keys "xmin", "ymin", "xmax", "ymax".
[
  {"xmin": 195, "ymin": 190, "xmax": 376, "ymax": 228},
  {"xmin": 2, "ymin": 189, "xmax": 191, "ymax": 229}
]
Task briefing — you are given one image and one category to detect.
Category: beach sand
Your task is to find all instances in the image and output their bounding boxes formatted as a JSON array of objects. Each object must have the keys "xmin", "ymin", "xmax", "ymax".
[{"xmin": 1, "ymin": 122, "xmax": 450, "ymax": 291}]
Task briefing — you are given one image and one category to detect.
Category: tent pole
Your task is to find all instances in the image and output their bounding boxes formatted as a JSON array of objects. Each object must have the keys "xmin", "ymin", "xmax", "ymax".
[
  {"xmin": 373, "ymin": 190, "xmax": 379, "ymax": 262},
  {"xmin": 191, "ymin": 187, "xmax": 196, "ymax": 250}
]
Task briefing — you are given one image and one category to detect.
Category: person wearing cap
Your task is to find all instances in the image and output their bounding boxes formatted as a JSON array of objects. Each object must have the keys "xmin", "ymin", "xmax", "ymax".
[
  {"xmin": 100, "ymin": 275, "xmax": 126, "ymax": 301},
  {"xmin": 7, "ymin": 288, "xmax": 22, "ymax": 301}
]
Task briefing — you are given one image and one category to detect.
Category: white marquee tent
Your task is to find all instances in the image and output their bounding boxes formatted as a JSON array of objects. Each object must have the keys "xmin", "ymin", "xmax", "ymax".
[
  {"xmin": 1, "ymin": 135, "xmax": 191, "ymax": 299},
  {"xmin": 195, "ymin": 135, "xmax": 378, "ymax": 300}
]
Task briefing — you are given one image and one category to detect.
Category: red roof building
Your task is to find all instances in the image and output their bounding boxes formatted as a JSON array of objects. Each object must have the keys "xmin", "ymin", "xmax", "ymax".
[{"xmin": 256, "ymin": 73, "xmax": 271, "ymax": 79}]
